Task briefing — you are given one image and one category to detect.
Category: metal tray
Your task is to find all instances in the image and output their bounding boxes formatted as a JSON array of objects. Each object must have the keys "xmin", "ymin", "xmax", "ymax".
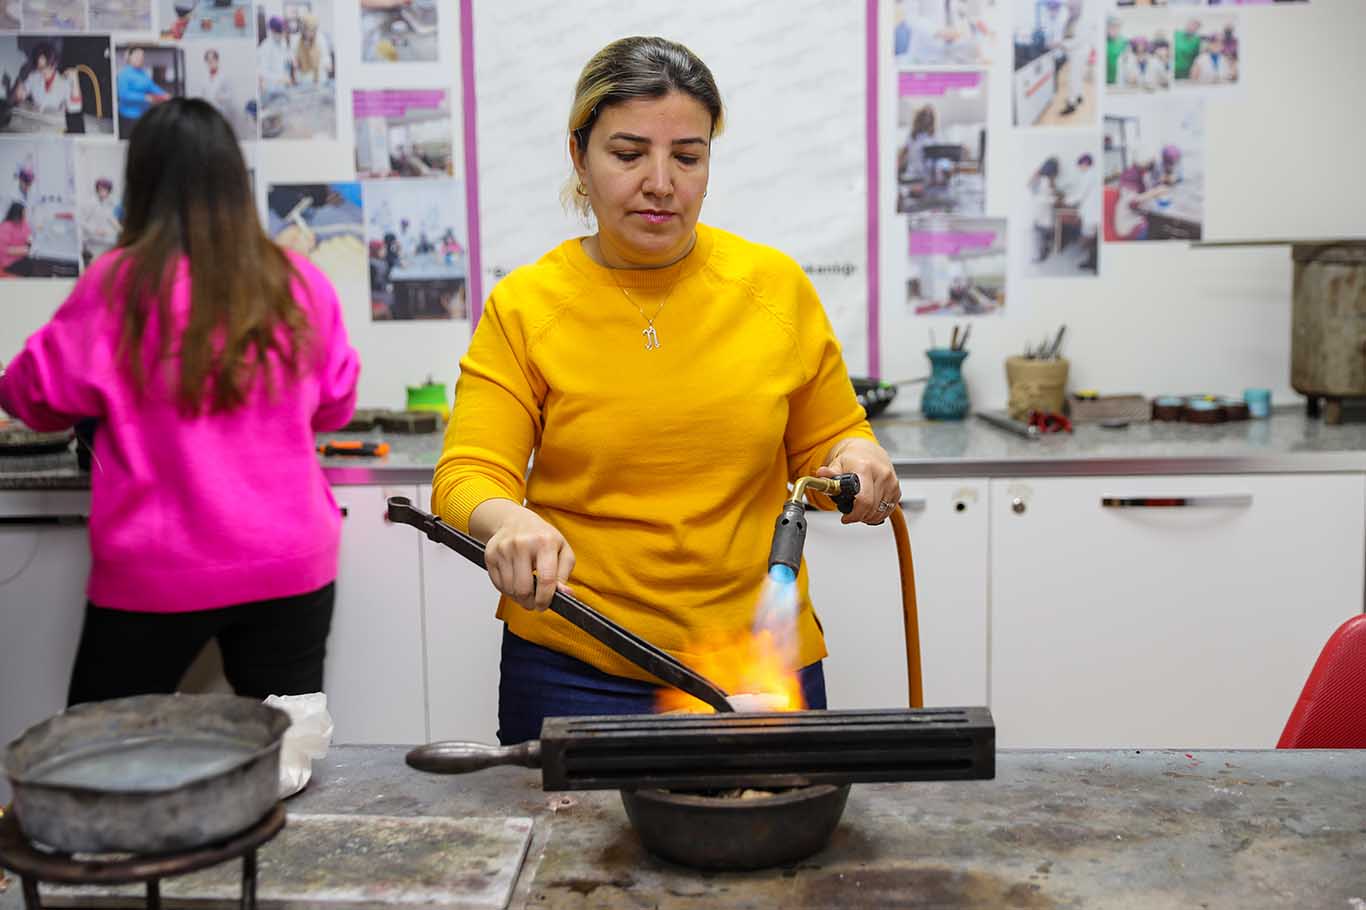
[{"xmin": 4, "ymin": 694, "xmax": 290, "ymax": 854}]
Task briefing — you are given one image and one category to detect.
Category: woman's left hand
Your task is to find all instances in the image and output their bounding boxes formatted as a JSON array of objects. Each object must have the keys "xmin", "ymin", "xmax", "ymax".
[{"xmin": 817, "ymin": 437, "xmax": 901, "ymax": 525}]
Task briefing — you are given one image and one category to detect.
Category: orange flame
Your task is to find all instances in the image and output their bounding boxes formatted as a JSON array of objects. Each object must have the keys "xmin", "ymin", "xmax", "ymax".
[{"xmin": 655, "ymin": 625, "xmax": 806, "ymax": 714}]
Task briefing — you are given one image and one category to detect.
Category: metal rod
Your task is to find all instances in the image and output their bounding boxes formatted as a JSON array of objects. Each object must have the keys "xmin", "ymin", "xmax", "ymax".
[
  {"xmin": 241, "ymin": 850, "xmax": 257, "ymax": 910},
  {"xmin": 146, "ymin": 879, "xmax": 160, "ymax": 910},
  {"xmin": 386, "ymin": 497, "xmax": 735, "ymax": 713},
  {"xmin": 0, "ymin": 515, "xmax": 88, "ymax": 527}
]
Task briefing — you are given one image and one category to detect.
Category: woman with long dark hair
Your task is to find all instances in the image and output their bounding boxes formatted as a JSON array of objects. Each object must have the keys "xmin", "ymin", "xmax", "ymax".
[{"xmin": 0, "ymin": 98, "xmax": 360, "ymax": 705}]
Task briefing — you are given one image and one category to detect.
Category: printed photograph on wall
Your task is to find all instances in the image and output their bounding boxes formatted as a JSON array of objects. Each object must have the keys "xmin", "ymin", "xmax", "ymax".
[
  {"xmin": 90, "ymin": 0, "xmax": 152, "ymax": 31},
  {"xmin": 21, "ymin": 0, "xmax": 84, "ymax": 30},
  {"xmin": 186, "ymin": 41, "xmax": 257, "ymax": 140},
  {"xmin": 1172, "ymin": 11, "xmax": 1239, "ymax": 88},
  {"xmin": 0, "ymin": 36, "xmax": 115, "ymax": 135},
  {"xmin": 907, "ymin": 215, "xmax": 1007, "ymax": 316},
  {"xmin": 353, "ymin": 88, "xmax": 452, "ymax": 179},
  {"xmin": 364, "ymin": 179, "xmax": 468, "ymax": 321},
  {"xmin": 159, "ymin": 0, "xmax": 252, "ymax": 41},
  {"xmin": 894, "ymin": 0, "xmax": 999, "ymax": 65},
  {"xmin": 267, "ymin": 182, "xmax": 365, "ymax": 286},
  {"xmin": 0, "ymin": 138, "xmax": 78, "ymax": 278},
  {"xmin": 360, "ymin": 0, "xmax": 438, "ymax": 63},
  {"xmin": 0, "ymin": 2, "xmax": 18, "ymax": 29},
  {"xmin": 1012, "ymin": 0, "xmax": 1100, "ymax": 126},
  {"xmin": 257, "ymin": 0, "xmax": 336, "ymax": 140},
  {"xmin": 895, "ymin": 70, "xmax": 986, "ymax": 216},
  {"xmin": 1105, "ymin": 13, "xmax": 1172, "ymax": 93},
  {"xmin": 1102, "ymin": 95, "xmax": 1204, "ymax": 241},
  {"xmin": 75, "ymin": 142, "xmax": 125, "ymax": 268},
  {"xmin": 1012, "ymin": 132, "xmax": 1101, "ymax": 277},
  {"xmin": 114, "ymin": 42, "xmax": 181, "ymax": 139}
]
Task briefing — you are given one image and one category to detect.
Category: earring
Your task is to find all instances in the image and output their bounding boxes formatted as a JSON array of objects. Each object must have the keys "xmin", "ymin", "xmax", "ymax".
[{"xmin": 575, "ymin": 183, "xmax": 588, "ymax": 197}]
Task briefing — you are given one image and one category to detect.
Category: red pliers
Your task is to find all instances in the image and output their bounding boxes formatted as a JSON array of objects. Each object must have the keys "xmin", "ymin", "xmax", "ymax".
[{"xmin": 1027, "ymin": 410, "xmax": 1073, "ymax": 434}]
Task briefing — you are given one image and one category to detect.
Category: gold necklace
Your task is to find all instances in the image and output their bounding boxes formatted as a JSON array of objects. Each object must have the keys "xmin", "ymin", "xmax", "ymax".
[{"xmin": 608, "ymin": 264, "xmax": 684, "ymax": 352}]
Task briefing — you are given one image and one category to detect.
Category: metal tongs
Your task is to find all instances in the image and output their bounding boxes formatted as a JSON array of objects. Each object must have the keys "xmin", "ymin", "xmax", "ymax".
[{"xmin": 386, "ymin": 497, "xmax": 735, "ymax": 713}]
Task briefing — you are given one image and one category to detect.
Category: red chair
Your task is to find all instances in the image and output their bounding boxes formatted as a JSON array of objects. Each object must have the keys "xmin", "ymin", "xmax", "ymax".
[{"xmin": 1277, "ymin": 614, "xmax": 1366, "ymax": 748}]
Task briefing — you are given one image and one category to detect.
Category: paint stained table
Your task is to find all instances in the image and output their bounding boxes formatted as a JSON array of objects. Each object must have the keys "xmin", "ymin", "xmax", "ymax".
[{"xmin": 5, "ymin": 746, "xmax": 1360, "ymax": 909}]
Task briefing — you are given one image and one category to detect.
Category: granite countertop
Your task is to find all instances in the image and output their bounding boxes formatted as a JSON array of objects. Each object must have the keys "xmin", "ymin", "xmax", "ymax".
[
  {"xmin": 5, "ymin": 410, "xmax": 1366, "ymax": 492},
  {"xmin": 5, "ymin": 746, "xmax": 1361, "ymax": 909}
]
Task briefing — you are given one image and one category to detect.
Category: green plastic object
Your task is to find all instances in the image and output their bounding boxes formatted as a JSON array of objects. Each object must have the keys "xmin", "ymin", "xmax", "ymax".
[{"xmin": 406, "ymin": 381, "xmax": 449, "ymax": 418}]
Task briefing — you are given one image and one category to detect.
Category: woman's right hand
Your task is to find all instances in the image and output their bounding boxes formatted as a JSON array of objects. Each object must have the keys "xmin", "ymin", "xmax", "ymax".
[{"xmin": 471, "ymin": 499, "xmax": 575, "ymax": 612}]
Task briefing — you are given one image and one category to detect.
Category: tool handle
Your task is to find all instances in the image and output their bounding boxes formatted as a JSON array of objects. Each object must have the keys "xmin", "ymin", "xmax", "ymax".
[
  {"xmin": 318, "ymin": 440, "xmax": 390, "ymax": 457},
  {"xmin": 385, "ymin": 497, "xmax": 735, "ymax": 714},
  {"xmin": 831, "ymin": 473, "xmax": 860, "ymax": 515},
  {"xmin": 406, "ymin": 740, "xmax": 542, "ymax": 775}
]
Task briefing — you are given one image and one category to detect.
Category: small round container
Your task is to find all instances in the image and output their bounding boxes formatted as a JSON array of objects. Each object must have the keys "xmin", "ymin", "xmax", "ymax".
[
  {"xmin": 1183, "ymin": 398, "xmax": 1227, "ymax": 424},
  {"xmin": 1220, "ymin": 397, "xmax": 1250, "ymax": 421},
  {"xmin": 1152, "ymin": 396, "xmax": 1185, "ymax": 422},
  {"xmin": 1244, "ymin": 388, "xmax": 1272, "ymax": 419}
]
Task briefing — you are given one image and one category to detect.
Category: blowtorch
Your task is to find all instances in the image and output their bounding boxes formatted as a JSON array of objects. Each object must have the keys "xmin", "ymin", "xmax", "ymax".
[{"xmin": 755, "ymin": 473, "xmax": 860, "ymax": 674}]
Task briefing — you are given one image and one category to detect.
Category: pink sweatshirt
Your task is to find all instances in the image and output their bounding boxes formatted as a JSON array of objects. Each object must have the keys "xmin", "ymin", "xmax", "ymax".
[{"xmin": 0, "ymin": 251, "xmax": 360, "ymax": 613}]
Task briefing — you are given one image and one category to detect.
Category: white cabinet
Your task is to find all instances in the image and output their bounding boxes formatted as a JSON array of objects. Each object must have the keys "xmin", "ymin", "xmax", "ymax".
[
  {"xmin": 805, "ymin": 478, "xmax": 989, "ymax": 710},
  {"xmin": 328, "ymin": 485, "xmax": 427, "ymax": 744},
  {"xmin": 418, "ymin": 484, "xmax": 504, "ymax": 744},
  {"xmin": 0, "ymin": 490, "xmax": 91, "ymax": 804},
  {"xmin": 989, "ymin": 474, "xmax": 1365, "ymax": 749}
]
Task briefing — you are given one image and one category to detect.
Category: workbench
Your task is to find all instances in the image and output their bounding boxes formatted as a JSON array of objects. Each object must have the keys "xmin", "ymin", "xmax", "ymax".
[{"xmin": 5, "ymin": 746, "xmax": 1359, "ymax": 909}]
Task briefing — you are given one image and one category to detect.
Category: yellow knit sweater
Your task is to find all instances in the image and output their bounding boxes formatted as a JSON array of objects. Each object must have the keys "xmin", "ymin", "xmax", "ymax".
[{"xmin": 431, "ymin": 223, "xmax": 875, "ymax": 681}]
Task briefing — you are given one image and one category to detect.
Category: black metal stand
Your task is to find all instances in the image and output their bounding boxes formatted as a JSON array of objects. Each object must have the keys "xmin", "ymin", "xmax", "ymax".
[{"xmin": 0, "ymin": 804, "xmax": 285, "ymax": 910}]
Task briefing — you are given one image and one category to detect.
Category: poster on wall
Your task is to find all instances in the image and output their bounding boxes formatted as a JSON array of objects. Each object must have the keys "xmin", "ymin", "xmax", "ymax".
[
  {"xmin": 364, "ymin": 179, "xmax": 467, "ymax": 321},
  {"xmin": 0, "ymin": 3, "xmax": 18, "ymax": 29},
  {"xmin": 1102, "ymin": 95, "xmax": 1204, "ymax": 241},
  {"xmin": 114, "ymin": 42, "xmax": 180, "ymax": 139},
  {"xmin": 267, "ymin": 182, "xmax": 365, "ymax": 286},
  {"xmin": 361, "ymin": 0, "xmax": 438, "ymax": 62},
  {"xmin": 895, "ymin": 71, "xmax": 986, "ymax": 217},
  {"xmin": 1012, "ymin": 0, "xmax": 1100, "ymax": 126},
  {"xmin": 907, "ymin": 216, "xmax": 1007, "ymax": 316},
  {"xmin": 185, "ymin": 40, "xmax": 257, "ymax": 140},
  {"xmin": 75, "ymin": 142, "xmax": 125, "ymax": 268},
  {"xmin": 1105, "ymin": 12, "xmax": 1171, "ymax": 93},
  {"xmin": 159, "ymin": 0, "xmax": 252, "ymax": 41},
  {"xmin": 257, "ymin": 0, "xmax": 336, "ymax": 140},
  {"xmin": 894, "ymin": 0, "xmax": 999, "ymax": 65},
  {"xmin": 0, "ymin": 36, "xmax": 115, "ymax": 135},
  {"xmin": 1012, "ymin": 132, "xmax": 1101, "ymax": 277},
  {"xmin": 0, "ymin": 138, "xmax": 78, "ymax": 278},
  {"xmin": 353, "ymin": 88, "xmax": 452, "ymax": 179},
  {"xmin": 1172, "ymin": 11, "xmax": 1239, "ymax": 89},
  {"xmin": 91, "ymin": 0, "xmax": 152, "ymax": 31},
  {"xmin": 21, "ymin": 0, "xmax": 84, "ymax": 31}
]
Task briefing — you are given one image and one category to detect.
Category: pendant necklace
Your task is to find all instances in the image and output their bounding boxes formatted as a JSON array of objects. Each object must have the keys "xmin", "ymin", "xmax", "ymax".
[{"xmin": 609, "ymin": 265, "xmax": 683, "ymax": 352}]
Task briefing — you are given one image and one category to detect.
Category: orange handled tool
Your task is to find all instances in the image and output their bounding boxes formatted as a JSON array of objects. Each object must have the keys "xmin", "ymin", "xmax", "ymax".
[{"xmin": 318, "ymin": 440, "xmax": 390, "ymax": 457}]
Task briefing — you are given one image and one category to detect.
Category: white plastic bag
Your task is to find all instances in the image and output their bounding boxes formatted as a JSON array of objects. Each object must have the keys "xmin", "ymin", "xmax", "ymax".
[{"xmin": 265, "ymin": 692, "xmax": 334, "ymax": 799}]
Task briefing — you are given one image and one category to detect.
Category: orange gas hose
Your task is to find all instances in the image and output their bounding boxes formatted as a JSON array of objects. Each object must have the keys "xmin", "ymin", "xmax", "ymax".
[{"xmin": 889, "ymin": 506, "xmax": 923, "ymax": 708}]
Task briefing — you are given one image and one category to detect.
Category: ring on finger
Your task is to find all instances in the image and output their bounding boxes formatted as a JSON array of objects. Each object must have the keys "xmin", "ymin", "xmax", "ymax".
[{"xmin": 876, "ymin": 499, "xmax": 894, "ymax": 512}]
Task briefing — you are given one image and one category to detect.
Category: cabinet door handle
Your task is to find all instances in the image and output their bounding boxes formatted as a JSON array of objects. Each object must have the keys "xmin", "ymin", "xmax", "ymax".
[
  {"xmin": 1100, "ymin": 494, "xmax": 1253, "ymax": 509},
  {"xmin": 899, "ymin": 497, "xmax": 928, "ymax": 511},
  {"xmin": 0, "ymin": 515, "xmax": 88, "ymax": 526}
]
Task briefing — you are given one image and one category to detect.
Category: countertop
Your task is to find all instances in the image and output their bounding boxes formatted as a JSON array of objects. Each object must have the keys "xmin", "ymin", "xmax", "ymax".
[
  {"xmin": 5, "ymin": 409, "xmax": 1366, "ymax": 492},
  {"xmin": 4, "ymin": 746, "xmax": 1362, "ymax": 909}
]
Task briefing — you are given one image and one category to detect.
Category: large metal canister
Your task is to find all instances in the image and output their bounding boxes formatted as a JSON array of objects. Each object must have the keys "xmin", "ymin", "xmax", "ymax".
[{"xmin": 1291, "ymin": 242, "xmax": 1366, "ymax": 423}]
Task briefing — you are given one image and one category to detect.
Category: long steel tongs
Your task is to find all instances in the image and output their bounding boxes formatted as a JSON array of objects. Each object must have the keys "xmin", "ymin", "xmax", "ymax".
[{"xmin": 386, "ymin": 497, "xmax": 735, "ymax": 713}]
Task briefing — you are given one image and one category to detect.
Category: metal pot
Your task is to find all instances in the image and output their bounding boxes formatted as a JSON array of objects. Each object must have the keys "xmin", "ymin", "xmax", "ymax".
[
  {"xmin": 4, "ymin": 694, "xmax": 289, "ymax": 854},
  {"xmin": 620, "ymin": 784, "xmax": 851, "ymax": 871}
]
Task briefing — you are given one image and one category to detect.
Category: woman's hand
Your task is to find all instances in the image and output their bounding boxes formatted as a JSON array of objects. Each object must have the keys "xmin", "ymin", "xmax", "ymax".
[
  {"xmin": 818, "ymin": 437, "xmax": 901, "ymax": 526},
  {"xmin": 470, "ymin": 499, "xmax": 575, "ymax": 611}
]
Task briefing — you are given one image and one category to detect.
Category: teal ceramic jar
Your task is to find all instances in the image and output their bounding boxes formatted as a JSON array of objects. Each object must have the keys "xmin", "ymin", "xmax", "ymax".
[{"xmin": 922, "ymin": 348, "xmax": 970, "ymax": 420}]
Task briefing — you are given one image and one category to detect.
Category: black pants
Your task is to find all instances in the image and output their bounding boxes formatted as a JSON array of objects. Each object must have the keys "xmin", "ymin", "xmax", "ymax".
[{"xmin": 67, "ymin": 583, "xmax": 335, "ymax": 707}]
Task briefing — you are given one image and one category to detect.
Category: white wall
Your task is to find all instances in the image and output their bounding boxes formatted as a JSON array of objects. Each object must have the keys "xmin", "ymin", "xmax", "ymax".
[
  {"xmin": 880, "ymin": 0, "xmax": 1365, "ymax": 410},
  {"xmin": 3, "ymin": 0, "xmax": 1362, "ymax": 413}
]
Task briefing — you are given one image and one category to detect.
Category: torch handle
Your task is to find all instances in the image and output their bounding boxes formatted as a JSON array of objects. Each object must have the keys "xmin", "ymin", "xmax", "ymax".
[{"xmin": 406, "ymin": 740, "xmax": 542, "ymax": 774}]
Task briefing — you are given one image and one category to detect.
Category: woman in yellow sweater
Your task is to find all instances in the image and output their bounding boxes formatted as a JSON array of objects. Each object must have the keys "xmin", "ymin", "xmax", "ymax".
[{"xmin": 432, "ymin": 36, "xmax": 900, "ymax": 744}]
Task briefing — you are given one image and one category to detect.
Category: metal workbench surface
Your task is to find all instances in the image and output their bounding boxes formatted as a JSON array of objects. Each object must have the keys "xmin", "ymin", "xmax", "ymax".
[
  {"xmin": 6, "ymin": 746, "xmax": 1358, "ymax": 909},
  {"xmin": 4, "ymin": 410, "xmax": 1366, "ymax": 491}
]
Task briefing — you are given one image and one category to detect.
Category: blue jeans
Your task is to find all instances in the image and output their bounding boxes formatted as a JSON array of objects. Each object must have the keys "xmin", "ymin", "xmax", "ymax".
[{"xmin": 497, "ymin": 627, "xmax": 828, "ymax": 745}]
